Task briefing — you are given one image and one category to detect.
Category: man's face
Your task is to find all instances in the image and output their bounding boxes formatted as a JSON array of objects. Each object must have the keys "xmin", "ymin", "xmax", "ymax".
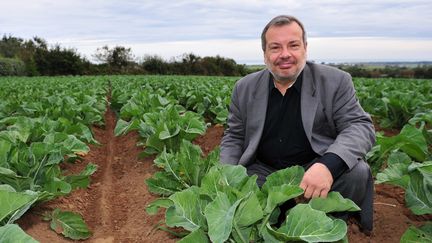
[{"xmin": 264, "ymin": 22, "xmax": 307, "ymax": 83}]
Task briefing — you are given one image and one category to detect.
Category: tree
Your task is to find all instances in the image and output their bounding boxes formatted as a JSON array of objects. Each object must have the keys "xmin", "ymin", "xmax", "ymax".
[
  {"xmin": 142, "ymin": 55, "xmax": 168, "ymax": 74},
  {"xmin": 0, "ymin": 57, "xmax": 26, "ymax": 76},
  {"xmin": 180, "ymin": 53, "xmax": 202, "ymax": 74},
  {"xmin": 93, "ymin": 45, "xmax": 135, "ymax": 72},
  {"xmin": 0, "ymin": 35, "xmax": 24, "ymax": 58},
  {"xmin": 18, "ymin": 38, "xmax": 40, "ymax": 76},
  {"xmin": 51, "ymin": 45, "xmax": 85, "ymax": 75},
  {"xmin": 33, "ymin": 44, "xmax": 85, "ymax": 76}
]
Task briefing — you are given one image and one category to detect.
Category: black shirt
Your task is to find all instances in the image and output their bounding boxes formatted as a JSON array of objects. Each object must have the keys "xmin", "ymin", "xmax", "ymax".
[{"xmin": 256, "ymin": 72, "xmax": 347, "ymax": 179}]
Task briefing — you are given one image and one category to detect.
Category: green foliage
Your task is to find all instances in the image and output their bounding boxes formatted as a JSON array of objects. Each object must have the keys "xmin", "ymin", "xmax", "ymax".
[
  {"xmin": 178, "ymin": 228, "xmax": 209, "ymax": 243},
  {"xmin": 0, "ymin": 58, "xmax": 26, "ymax": 76},
  {"xmin": 0, "ymin": 76, "xmax": 104, "ymax": 238},
  {"xmin": 261, "ymin": 167, "xmax": 304, "ymax": 214},
  {"xmin": 115, "ymin": 103, "xmax": 207, "ymax": 156},
  {"xmin": 93, "ymin": 45, "xmax": 135, "ymax": 72},
  {"xmin": 148, "ymin": 165, "xmax": 358, "ymax": 242},
  {"xmin": 46, "ymin": 208, "xmax": 92, "ymax": 240},
  {"xmin": 405, "ymin": 162, "xmax": 432, "ymax": 215},
  {"xmin": 0, "ymin": 224, "xmax": 38, "ymax": 243},
  {"xmin": 0, "ymin": 187, "xmax": 38, "ymax": 224},
  {"xmin": 409, "ymin": 110, "xmax": 432, "ymax": 145},
  {"xmin": 110, "ymin": 75, "xmax": 236, "ymax": 125},
  {"xmin": 367, "ymin": 124, "xmax": 428, "ymax": 174},
  {"xmin": 204, "ymin": 192, "xmax": 242, "ymax": 243},
  {"xmin": 0, "ymin": 35, "xmax": 24, "ymax": 58},
  {"xmin": 309, "ymin": 191, "xmax": 361, "ymax": 213},
  {"xmin": 400, "ymin": 222, "xmax": 432, "ymax": 243},
  {"xmin": 0, "ymin": 131, "xmax": 93, "ymax": 195},
  {"xmin": 142, "ymin": 106, "xmax": 206, "ymax": 154},
  {"xmin": 266, "ymin": 204, "xmax": 347, "ymax": 242},
  {"xmin": 0, "ymin": 116, "xmax": 98, "ymax": 197},
  {"xmin": 0, "ymin": 76, "xmax": 107, "ymax": 125},
  {"xmin": 0, "ymin": 35, "xmax": 87, "ymax": 76},
  {"xmin": 375, "ymin": 151, "xmax": 412, "ymax": 188},
  {"xmin": 3, "ymin": 74, "xmax": 431, "ymax": 241},
  {"xmin": 65, "ymin": 163, "xmax": 98, "ymax": 190},
  {"xmin": 142, "ymin": 55, "xmax": 170, "ymax": 74},
  {"xmin": 338, "ymin": 63, "xmax": 432, "ymax": 79},
  {"xmin": 112, "ymin": 76, "xmax": 432, "ymax": 127},
  {"xmin": 373, "ymin": 110, "xmax": 432, "ymax": 241},
  {"xmin": 355, "ymin": 78, "xmax": 432, "ymax": 130},
  {"xmin": 141, "ymin": 53, "xmax": 247, "ymax": 76},
  {"xmin": 373, "ymin": 125, "xmax": 432, "ymax": 216},
  {"xmin": 34, "ymin": 45, "xmax": 86, "ymax": 75},
  {"xmin": 145, "ymin": 140, "xmax": 219, "ymax": 196}
]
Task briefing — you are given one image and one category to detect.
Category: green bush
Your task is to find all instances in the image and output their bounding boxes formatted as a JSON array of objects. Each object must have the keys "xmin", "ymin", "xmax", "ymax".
[{"xmin": 0, "ymin": 57, "xmax": 26, "ymax": 76}]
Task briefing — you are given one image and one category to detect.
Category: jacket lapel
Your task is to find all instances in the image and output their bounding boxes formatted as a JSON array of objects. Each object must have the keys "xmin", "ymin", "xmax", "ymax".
[
  {"xmin": 241, "ymin": 70, "xmax": 269, "ymax": 164},
  {"xmin": 247, "ymin": 70, "xmax": 269, "ymax": 137},
  {"xmin": 301, "ymin": 63, "xmax": 318, "ymax": 142}
]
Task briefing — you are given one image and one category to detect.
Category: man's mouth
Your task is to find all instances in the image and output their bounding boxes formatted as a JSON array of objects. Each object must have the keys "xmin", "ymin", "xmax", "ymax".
[{"xmin": 278, "ymin": 62, "xmax": 295, "ymax": 69}]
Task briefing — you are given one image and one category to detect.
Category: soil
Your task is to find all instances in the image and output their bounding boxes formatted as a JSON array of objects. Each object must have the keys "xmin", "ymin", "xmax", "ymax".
[{"xmin": 17, "ymin": 108, "xmax": 430, "ymax": 243}]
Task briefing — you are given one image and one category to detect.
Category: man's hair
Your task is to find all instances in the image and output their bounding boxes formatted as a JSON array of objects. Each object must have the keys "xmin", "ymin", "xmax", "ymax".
[{"xmin": 261, "ymin": 15, "xmax": 307, "ymax": 51}]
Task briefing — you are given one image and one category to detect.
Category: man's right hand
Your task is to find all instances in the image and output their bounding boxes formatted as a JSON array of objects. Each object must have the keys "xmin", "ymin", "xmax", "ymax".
[{"xmin": 299, "ymin": 162, "xmax": 333, "ymax": 199}]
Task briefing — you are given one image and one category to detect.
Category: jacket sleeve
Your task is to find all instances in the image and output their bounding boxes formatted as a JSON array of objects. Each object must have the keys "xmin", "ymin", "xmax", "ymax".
[
  {"xmin": 324, "ymin": 72, "xmax": 376, "ymax": 169},
  {"xmin": 220, "ymin": 82, "xmax": 245, "ymax": 165}
]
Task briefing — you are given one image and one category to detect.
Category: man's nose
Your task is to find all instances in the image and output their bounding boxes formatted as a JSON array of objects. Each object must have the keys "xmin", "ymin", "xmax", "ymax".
[{"xmin": 280, "ymin": 47, "xmax": 292, "ymax": 58}]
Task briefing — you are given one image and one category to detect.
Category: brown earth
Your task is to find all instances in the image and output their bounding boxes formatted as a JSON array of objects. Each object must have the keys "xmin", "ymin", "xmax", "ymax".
[{"xmin": 18, "ymin": 108, "xmax": 430, "ymax": 243}]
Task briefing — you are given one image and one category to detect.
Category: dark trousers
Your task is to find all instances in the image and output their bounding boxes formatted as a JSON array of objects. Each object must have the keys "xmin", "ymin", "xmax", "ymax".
[{"xmin": 246, "ymin": 160, "xmax": 374, "ymax": 231}]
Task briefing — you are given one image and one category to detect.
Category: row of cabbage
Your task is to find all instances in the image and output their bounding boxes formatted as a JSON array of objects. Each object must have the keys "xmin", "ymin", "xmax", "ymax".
[
  {"xmin": 355, "ymin": 78, "xmax": 432, "ymax": 130},
  {"xmin": 356, "ymin": 78, "xmax": 432, "ymax": 241},
  {"xmin": 112, "ymin": 75, "xmax": 431, "ymax": 242},
  {"xmin": 1, "ymin": 75, "xmax": 429, "ymax": 242},
  {"xmin": 112, "ymin": 75, "xmax": 432, "ymax": 132},
  {"xmin": 110, "ymin": 75, "xmax": 370, "ymax": 242},
  {"xmin": 0, "ymin": 76, "xmax": 108, "ymax": 241},
  {"xmin": 110, "ymin": 75, "xmax": 236, "ymax": 126}
]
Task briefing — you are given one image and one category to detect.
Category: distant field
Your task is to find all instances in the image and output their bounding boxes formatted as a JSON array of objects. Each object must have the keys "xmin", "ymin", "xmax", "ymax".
[{"xmin": 245, "ymin": 64, "xmax": 265, "ymax": 73}]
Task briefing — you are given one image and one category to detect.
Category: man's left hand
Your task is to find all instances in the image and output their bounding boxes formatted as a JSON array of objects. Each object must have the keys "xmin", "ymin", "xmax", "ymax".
[{"xmin": 299, "ymin": 163, "xmax": 333, "ymax": 199}]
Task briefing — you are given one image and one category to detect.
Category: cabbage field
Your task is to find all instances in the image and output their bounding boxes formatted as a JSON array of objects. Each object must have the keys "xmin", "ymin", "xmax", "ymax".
[{"xmin": 0, "ymin": 75, "xmax": 431, "ymax": 242}]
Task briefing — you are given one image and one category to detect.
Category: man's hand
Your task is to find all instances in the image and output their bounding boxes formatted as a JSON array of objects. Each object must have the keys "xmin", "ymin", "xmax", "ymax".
[{"xmin": 300, "ymin": 163, "xmax": 333, "ymax": 199}]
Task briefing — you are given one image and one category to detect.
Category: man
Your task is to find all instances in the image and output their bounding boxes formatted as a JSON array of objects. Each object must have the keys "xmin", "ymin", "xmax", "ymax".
[{"xmin": 220, "ymin": 15, "xmax": 376, "ymax": 232}]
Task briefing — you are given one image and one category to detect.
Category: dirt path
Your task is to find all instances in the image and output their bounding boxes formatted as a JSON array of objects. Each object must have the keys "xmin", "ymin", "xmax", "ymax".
[{"xmin": 99, "ymin": 106, "xmax": 115, "ymax": 231}]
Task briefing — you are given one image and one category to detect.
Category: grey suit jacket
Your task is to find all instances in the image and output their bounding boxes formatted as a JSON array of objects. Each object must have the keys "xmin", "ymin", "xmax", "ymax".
[{"xmin": 220, "ymin": 61, "xmax": 376, "ymax": 169}]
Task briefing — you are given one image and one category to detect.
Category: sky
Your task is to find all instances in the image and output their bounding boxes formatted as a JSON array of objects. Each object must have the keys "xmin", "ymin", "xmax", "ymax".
[{"xmin": 1, "ymin": 0, "xmax": 432, "ymax": 64}]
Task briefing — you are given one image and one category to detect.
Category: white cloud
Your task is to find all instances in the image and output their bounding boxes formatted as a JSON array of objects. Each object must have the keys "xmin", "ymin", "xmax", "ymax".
[{"xmin": 307, "ymin": 37, "xmax": 432, "ymax": 62}]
